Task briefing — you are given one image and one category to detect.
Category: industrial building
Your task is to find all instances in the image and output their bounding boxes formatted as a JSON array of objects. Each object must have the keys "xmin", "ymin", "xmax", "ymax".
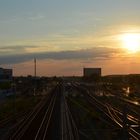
[
  {"xmin": 0, "ymin": 68, "xmax": 13, "ymax": 82},
  {"xmin": 83, "ymin": 68, "xmax": 101, "ymax": 77},
  {"xmin": 0, "ymin": 68, "xmax": 13, "ymax": 95}
]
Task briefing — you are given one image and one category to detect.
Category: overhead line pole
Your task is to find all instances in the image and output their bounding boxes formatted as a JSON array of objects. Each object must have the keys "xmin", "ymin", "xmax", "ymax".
[
  {"xmin": 34, "ymin": 58, "xmax": 36, "ymax": 78},
  {"xmin": 34, "ymin": 58, "xmax": 37, "ymax": 96}
]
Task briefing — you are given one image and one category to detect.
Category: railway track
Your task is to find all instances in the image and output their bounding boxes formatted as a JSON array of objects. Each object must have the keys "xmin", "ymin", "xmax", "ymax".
[
  {"xmin": 76, "ymin": 85, "xmax": 140, "ymax": 140},
  {"xmin": 8, "ymin": 85, "xmax": 59, "ymax": 140},
  {"xmin": 61, "ymin": 85, "xmax": 79, "ymax": 140},
  {"xmin": 6, "ymin": 83, "xmax": 80, "ymax": 140},
  {"xmin": 0, "ymin": 110, "xmax": 29, "ymax": 128},
  {"xmin": 34, "ymin": 87, "xmax": 58, "ymax": 140},
  {"xmin": 105, "ymin": 103, "xmax": 140, "ymax": 140}
]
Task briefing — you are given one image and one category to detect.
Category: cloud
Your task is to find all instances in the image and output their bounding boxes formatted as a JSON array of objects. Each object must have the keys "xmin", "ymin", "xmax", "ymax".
[
  {"xmin": 0, "ymin": 47, "xmax": 120, "ymax": 65},
  {"xmin": 0, "ymin": 45, "xmax": 38, "ymax": 55}
]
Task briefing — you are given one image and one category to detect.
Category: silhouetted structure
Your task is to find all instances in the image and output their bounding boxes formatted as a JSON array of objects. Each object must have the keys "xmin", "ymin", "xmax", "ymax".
[
  {"xmin": 0, "ymin": 68, "xmax": 12, "ymax": 82},
  {"xmin": 83, "ymin": 68, "xmax": 101, "ymax": 77},
  {"xmin": 83, "ymin": 68, "xmax": 101, "ymax": 82},
  {"xmin": 0, "ymin": 67, "xmax": 13, "ymax": 92},
  {"xmin": 34, "ymin": 58, "xmax": 36, "ymax": 78}
]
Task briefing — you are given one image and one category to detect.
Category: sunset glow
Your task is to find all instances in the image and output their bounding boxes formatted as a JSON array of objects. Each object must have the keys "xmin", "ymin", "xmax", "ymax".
[
  {"xmin": 121, "ymin": 33, "xmax": 140, "ymax": 53},
  {"xmin": 1, "ymin": 0, "xmax": 140, "ymax": 75}
]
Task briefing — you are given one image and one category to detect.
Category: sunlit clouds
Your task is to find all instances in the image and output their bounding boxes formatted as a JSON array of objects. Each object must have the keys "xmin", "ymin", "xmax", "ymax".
[
  {"xmin": 1, "ymin": 26, "xmax": 140, "ymax": 76},
  {"xmin": 1, "ymin": 0, "xmax": 140, "ymax": 75}
]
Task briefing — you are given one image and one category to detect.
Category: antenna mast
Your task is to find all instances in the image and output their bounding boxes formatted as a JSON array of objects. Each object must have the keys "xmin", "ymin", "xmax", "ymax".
[{"xmin": 34, "ymin": 58, "xmax": 36, "ymax": 78}]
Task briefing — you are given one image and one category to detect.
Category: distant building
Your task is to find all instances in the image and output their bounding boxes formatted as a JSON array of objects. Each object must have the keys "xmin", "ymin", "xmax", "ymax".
[
  {"xmin": 83, "ymin": 68, "xmax": 101, "ymax": 77},
  {"xmin": 0, "ymin": 68, "xmax": 13, "ymax": 82}
]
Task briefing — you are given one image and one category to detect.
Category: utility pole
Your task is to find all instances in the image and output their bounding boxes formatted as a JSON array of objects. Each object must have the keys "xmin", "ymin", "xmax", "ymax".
[
  {"xmin": 34, "ymin": 58, "xmax": 37, "ymax": 96},
  {"xmin": 34, "ymin": 58, "xmax": 36, "ymax": 78}
]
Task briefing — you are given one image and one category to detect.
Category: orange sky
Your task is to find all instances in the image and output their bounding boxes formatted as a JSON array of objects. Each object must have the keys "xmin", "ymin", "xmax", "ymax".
[{"xmin": 1, "ymin": 0, "xmax": 140, "ymax": 76}]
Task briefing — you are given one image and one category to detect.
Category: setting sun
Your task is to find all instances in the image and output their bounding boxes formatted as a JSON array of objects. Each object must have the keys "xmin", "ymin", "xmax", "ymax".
[{"xmin": 121, "ymin": 33, "xmax": 140, "ymax": 53}]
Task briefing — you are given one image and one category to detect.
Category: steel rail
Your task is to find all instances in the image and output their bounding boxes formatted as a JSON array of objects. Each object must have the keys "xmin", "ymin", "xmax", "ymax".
[
  {"xmin": 61, "ymin": 84, "xmax": 79, "ymax": 140},
  {"xmin": 9, "ymin": 87, "xmax": 56, "ymax": 140},
  {"xmin": 34, "ymin": 90, "xmax": 57, "ymax": 140},
  {"xmin": 65, "ymin": 98, "xmax": 79, "ymax": 140},
  {"xmin": 9, "ymin": 97, "xmax": 47, "ymax": 140},
  {"xmin": 78, "ymin": 85, "xmax": 140, "ymax": 140}
]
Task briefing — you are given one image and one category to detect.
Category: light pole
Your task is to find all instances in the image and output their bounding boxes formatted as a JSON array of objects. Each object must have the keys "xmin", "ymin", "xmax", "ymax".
[
  {"xmin": 34, "ymin": 58, "xmax": 37, "ymax": 96},
  {"xmin": 34, "ymin": 58, "xmax": 36, "ymax": 78}
]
